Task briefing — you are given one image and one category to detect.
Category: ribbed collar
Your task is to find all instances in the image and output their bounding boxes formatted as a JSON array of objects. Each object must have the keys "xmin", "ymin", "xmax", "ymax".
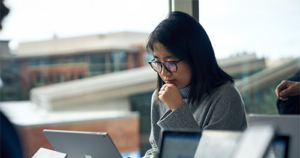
[{"xmin": 179, "ymin": 85, "xmax": 190, "ymax": 99}]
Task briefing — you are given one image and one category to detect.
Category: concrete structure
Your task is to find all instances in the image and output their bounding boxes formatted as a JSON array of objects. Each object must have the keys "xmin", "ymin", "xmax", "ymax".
[
  {"xmin": 30, "ymin": 53, "xmax": 267, "ymax": 112},
  {"xmin": 169, "ymin": 0, "xmax": 199, "ymax": 21},
  {"xmin": 218, "ymin": 53, "xmax": 266, "ymax": 78},
  {"xmin": 30, "ymin": 67, "xmax": 156, "ymax": 111},
  {"xmin": 0, "ymin": 40, "xmax": 13, "ymax": 67},
  {"xmin": 17, "ymin": 32, "xmax": 149, "ymax": 58}
]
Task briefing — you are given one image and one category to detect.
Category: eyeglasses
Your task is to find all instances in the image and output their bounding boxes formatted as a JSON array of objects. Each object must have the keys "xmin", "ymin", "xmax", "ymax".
[{"xmin": 148, "ymin": 59, "xmax": 182, "ymax": 73}]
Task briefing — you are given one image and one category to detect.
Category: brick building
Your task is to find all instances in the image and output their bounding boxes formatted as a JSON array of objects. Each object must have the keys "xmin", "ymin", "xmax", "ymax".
[{"xmin": 0, "ymin": 32, "xmax": 149, "ymax": 101}]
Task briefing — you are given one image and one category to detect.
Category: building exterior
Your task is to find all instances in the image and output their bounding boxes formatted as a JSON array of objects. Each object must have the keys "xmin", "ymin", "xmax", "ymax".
[
  {"xmin": 0, "ymin": 32, "xmax": 149, "ymax": 101},
  {"xmin": 0, "ymin": 40, "xmax": 12, "ymax": 63}
]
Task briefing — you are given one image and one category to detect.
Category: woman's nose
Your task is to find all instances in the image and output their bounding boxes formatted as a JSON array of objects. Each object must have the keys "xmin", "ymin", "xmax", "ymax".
[{"xmin": 161, "ymin": 66, "xmax": 171, "ymax": 76}]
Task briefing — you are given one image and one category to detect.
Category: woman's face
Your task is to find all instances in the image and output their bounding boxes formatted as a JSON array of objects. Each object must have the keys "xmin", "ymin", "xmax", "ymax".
[{"xmin": 154, "ymin": 43, "xmax": 192, "ymax": 89}]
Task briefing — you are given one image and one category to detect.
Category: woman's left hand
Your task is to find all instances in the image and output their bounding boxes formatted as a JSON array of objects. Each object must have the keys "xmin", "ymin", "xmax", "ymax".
[{"xmin": 158, "ymin": 84, "xmax": 184, "ymax": 111}]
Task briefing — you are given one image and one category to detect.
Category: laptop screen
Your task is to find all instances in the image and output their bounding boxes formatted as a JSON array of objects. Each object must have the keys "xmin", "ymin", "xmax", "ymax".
[
  {"xmin": 266, "ymin": 136, "xmax": 289, "ymax": 158},
  {"xmin": 159, "ymin": 131, "xmax": 201, "ymax": 158}
]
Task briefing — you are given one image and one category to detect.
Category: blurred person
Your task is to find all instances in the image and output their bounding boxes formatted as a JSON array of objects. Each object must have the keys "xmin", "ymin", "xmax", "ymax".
[
  {"xmin": 0, "ymin": 0, "xmax": 9, "ymax": 30},
  {"xmin": 0, "ymin": 112, "xmax": 24, "ymax": 158},
  {"xmin": 276, "ymin": 70, "xmax": 300, "ymax": 114},
  {"xmin": 0, "ymin": 0, "xmax": 24, "ymax": 158},
  {"xmin": 142, "ymin": 11, "xmax": 247, "ymax": 158}
]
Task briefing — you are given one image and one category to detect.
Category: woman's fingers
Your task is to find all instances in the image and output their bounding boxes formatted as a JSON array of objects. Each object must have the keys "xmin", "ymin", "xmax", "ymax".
[{"xmin": 158, "ymin": 84, "xmax": 183, "ymax": 111}]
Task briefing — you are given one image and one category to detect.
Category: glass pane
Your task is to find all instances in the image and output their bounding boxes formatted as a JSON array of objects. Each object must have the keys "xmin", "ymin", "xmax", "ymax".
[
  {"xmin": 200, "ymin": 0, "xmax": 300, "ymax": 115},
  {"xmin": 0, "ymin": 0, "xmax": 170, "ymax": 157}
]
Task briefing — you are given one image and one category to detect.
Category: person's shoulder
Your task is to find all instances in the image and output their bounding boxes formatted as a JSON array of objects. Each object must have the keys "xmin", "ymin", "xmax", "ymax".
[
  {"xmin": 152, "ymin": 90, "xmax": 157, "ymax": 98},
  {"xmin": 151, "ymin": 90, "xmax": 158, "ymax": 104},
  {"xmin": 215, "ymin": 82, "xmax": 238, "ymax": 93},
  {"xmin": 209, "ymin": 82, "xmax": 245, "ymax": 109},
  {"xmin": 211, "ymin": 82, "xmax": 242, "ymax": 100}
]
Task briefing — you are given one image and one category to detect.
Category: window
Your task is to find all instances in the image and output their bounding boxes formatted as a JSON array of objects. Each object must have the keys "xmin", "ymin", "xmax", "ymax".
[
  {"xmin": 29, "ymin": 59, "xmax": 39, "ymax": 66},
  {"xmin": 40, "ymin": 58, "xmax": 49, "ymax": 65},
  {"xmin": 56, "ymin": 74, "xmax": 60, "ymax": 83},
  {"xmin": 36, "ymin": 74, "xmax": 45, "ymax": 84},
  {"xmin": 90, "ymin": 54, "xmax": 106, "ymax": 64},
  {"xmin": 70, "ymin": 73, "xmax": 75, "ymax": 80},
  {"xmin": 78, "ymin": 73, "xmax": 84, "ymax": 79},
  {"xmin": 199, "ymin": 0, "xmax": 300, "ymax": 115},
  {"xmin": 49, "ymin": 58, "xmax": 60, "ymax": 65},
  {"xmin": 74, "ymin": 56, "xmax": 84, "ymax": 63},
  {"xmin": 49, "ymin": 75, "xmax": 54, "ymax": 83},
  {"xmin": 111, "ymin": 51, "xmax": 127, "ymax": 71}
]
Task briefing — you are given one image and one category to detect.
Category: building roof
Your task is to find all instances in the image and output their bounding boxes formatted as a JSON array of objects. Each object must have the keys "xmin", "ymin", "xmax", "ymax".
[
  {"xmin": 31, "ymin": 66, "xmax": 156, "ymax": 100},
  {"xmin": 16, "ymin": 31, "xmax": 150, "ymax": 58}
]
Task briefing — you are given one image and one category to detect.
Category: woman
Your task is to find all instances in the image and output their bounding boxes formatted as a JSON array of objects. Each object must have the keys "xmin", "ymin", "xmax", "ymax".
[{"xmin": 143, "ymin": 11, "xmax": 247, "ymax": 157}]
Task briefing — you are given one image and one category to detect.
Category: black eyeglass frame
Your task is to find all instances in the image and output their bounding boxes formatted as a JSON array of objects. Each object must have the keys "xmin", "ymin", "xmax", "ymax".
[{"xmin": 148, "ymin": 59, "xmax": 183, "ymax": 73}]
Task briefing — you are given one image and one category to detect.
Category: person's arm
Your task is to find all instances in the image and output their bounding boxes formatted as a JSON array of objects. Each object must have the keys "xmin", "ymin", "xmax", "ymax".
[
  {"xmin": 157, "ymin": 84, "xmax": 200, "ymax": 130},
  {"xmin": 158, "ymin": 84, "xmax": 247, "ymax": 131},
  {"xmin": 142, "ymin": 130, "xmax": 159, "ymax": 158},
  {"xmin": 275, "ymin": 80, "xmax": 300, "ymax": 101},
  {"xmin": 276, "ymin": 70, "xmax": 300, "ymax": 114},
  {"xmin": 143, "ymin": 88, "xmax": 199, "ymax": 158},
  {"xmin": 157, "ymin": 101, "xmax": 200, "ymax": 130},
  {"xmin": 142, "ymin": 91, "xmax": 160, "ymax": 158}
]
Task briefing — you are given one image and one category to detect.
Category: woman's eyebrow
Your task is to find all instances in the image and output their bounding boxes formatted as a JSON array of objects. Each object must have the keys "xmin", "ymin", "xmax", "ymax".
[
  {"xmin": 154, "ymin": 55, "xmax": 176, "ymax": 59},
  {"xmin": 163, "ymin": 55, "xmax": 176, "ymax": 59}
]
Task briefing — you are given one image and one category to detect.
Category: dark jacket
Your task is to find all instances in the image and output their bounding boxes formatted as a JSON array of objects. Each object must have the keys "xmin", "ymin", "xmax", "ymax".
[
  {"xmin": 277, "ymin": 70, "xmax": 300, "ymax": 114},
  {"xmin": 0, "ymin": 111, "xmax": 24, "ymax": 158}
]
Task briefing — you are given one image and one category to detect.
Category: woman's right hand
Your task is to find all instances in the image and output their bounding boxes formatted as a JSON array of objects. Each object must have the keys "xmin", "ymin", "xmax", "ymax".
[{"xmin": 159, "ymin": 84, "xmax": 183, "ymax": 111}]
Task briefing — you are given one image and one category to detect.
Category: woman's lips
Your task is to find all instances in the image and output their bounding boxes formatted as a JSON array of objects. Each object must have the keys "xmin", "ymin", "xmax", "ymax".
[{"xmin": 165, "ymin": 80, "xmax": 175, "ymax": 84}]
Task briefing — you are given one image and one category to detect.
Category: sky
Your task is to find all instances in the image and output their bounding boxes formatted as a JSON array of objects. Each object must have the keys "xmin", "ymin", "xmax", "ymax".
[{"xmin": 0, "ymin": 0, "xmax": 299, "ymax": 59}]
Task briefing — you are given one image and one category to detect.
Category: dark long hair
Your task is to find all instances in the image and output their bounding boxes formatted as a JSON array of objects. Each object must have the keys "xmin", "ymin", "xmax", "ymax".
[{"xmin": 146, "ymin": 11, "xmax": 234, "ymax": 105}]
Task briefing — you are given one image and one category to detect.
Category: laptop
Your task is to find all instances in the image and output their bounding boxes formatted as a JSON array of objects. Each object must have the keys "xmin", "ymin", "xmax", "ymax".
[
  {"xmin": 43, "ymin": 129, "xmax": 123, "ymax": 158},
  {"xmin": 266, "ymin": 135, "xmax": 290, "ymax": 158},
  {"xmin": 248, "ymin": 115, "xmax": 299, "ymax": 158},
  {"xmin": 194, "ymin": 129, "xmax": 289, "ymax": 158},
  {"xmin": 157, "ymin": 130, "xmax": 202, "ymax": 158},
  {"xmin": 194, "ymin": 130, "xmax": 241, "ymax": 158},
  {"xmin": 231, "ymin": 123, "xmax": 277, "ymax": 158}
]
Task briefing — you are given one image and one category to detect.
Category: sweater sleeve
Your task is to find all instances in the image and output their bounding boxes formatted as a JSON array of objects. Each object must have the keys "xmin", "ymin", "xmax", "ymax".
[
  {"xmin": 142, "ymin": 130, "xmax": 159, "ymax": 158},
  {"xmin": 203, "ymin": 85, "xmax": 247, "ymax": 131},
  {"xmin": 157, "ymin": 102, "xmax": 200, "ymax": 130},
  {"xmin": 142, "ymin": 91, "xmax": 160, "ymax": 158}
]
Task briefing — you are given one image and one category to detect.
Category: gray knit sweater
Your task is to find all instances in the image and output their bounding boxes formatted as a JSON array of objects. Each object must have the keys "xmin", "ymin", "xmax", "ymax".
[{"xmin": 143, "ymin": 82, "xmax": 247, "ymax": 158}]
